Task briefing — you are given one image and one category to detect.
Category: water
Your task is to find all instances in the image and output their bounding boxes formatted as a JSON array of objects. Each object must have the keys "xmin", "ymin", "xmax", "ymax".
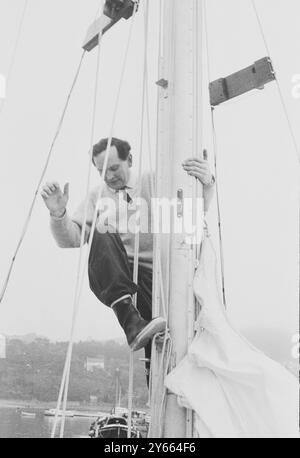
[{"xmin": 0, "ymin": 407, "xmax": 93, "ymax": 438}]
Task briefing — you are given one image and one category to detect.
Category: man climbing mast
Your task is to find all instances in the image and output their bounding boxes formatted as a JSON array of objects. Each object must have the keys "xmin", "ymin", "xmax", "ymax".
[{"xmin": 41, "ymin": 138, "xmax": 215, "ymax": 371}]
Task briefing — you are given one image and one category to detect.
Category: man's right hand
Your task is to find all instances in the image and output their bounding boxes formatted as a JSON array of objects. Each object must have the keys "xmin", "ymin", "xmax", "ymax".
[{"xmin": 41, "ymin": 182, "xmax": 69, "ymax": 218}]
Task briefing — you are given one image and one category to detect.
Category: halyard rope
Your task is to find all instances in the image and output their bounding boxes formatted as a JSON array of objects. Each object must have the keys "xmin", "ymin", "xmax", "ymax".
[
  {"xmin": 0, "ymin": 49, "xmax": 86, "ymax": 306},
  {"xmin": 128, "ymin": 0, "xmax": 149, "ymax": 438},
  {"xmin": 52, "ymin": 1, "xmax": 139, "ymax": 438},
  {"xmin": 0, "ymin": 0, "xmax": 30, "ymax": 118},
  {"xmin": 0, "ymin": 0, "xmax": 106, "ymax": 307},
  {"xmin": 250, "ymin": 0, "xmax": 300, "ymax": 165}
]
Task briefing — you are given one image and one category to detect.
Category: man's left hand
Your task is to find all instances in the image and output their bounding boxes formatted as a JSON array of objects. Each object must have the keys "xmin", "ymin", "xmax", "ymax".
[{"xmin": 182, "ymin": 157, "xmax": 214, "ymax": 186}]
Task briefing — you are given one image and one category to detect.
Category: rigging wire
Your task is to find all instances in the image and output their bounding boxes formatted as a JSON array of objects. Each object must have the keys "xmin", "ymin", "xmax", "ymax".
[
  {"xmin": 157, "ymin": 333, "xmax": 172, "ymax": 436},
  {"xmin": 142, "ymin": 0, "xmax": 173, "ymax": 437},
  {"xmin": 58, "ymin": 0, "xmax": 112, "ymax": 437},
  {"xmin": 0, "ymin": 50, "xmax": 86, "ymax": 306},
  {"xmin": 0, "ymin": 0, "xmax": 106, "ymax": 308},
  {"xmin": 53, "ymin": 0, "xmax": 120, "ymax": 436},
  {"xmin": 128, "ymin": 0, "xmax": 150, "ymax": 438},
  {"xmin": 148, "ymin": 0, "xmax": 208, "ymax": 438},
  {"xmin": 149, "ymin": 0, "xmax": 169, "ymax": 322},
  {"xmin": 202, "ymin": 0, "xmax": 212, "ymax": 89},
  {"xmin": 127, "ymin": 352, "xmax": 135, "ymax": 437},
  {"xmin": 250, "ymin": 0, "xmax": 300, "ymax": 366},
  {"xmin": 250, "ymin": 0, "xmax": 300, "ymax": 165},
  {"xmin": 148, "ymin": 332, "xmax": 172, "ymax": 438},
  {"xmin": 125, "ymin": 0, "xmax": 171, "ymax": 438},
  {"xmin": 203, "ymin": 0, "xmax": 300, "ymax": 311},
  {"xmin": 0, "ymin": 0, "xmax": 29, "ymax": 118},
  {"xmin": 145, "ymin": 78, "xmax": 168, "ymax": 320},
  {"xmin": 47, "ymin": 45, "xmax": 94, "ymax": 436},
  {"xmin": 203, "ymin": 0, "xmax": 227, "ymax": 308},
  {"xmin": 210, "ymin": 108, "xmax": 227, "ymax": 308},
  {"xmin": 58, "ymin": 34, "xmax": 104, "ymax": 441},
  {"xmin": 52, "ymin": 1, "xmax": 139, "ymax": 438}
]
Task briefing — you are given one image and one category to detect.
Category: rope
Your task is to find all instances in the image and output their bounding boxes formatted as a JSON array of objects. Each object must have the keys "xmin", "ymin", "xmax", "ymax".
[
  {"xmin": 58, "ymin": 30, "xmax": 105, "ymax": 441},
  {"xmin": 204, "ymin": 0, "xmax": 300, "ymax": 311},
  {"xmin": 203, "ymin": 0, "xmax": 212, "ymax": 89},
  {"xmin": 127, "ymin": 351, "xmax": 134, "ymax": 438},
  {"xmin": 250, "ymin": 0, "xmax": 300, "ymax": 165},
  {"xmin": 157, "ymin": 333, "xmax": 172, "ymax": 435},
  {"xmin": 127, "ymin": 0, "xmax": 149, "ymax": 438},
  {"xmin": 148, "ymin": 332, "xmax": 172, "ymax": 437},
  {"xmin": 147, "ymin": 0, "xmax": 187, "ymax": 438},
  {"xmin": 158, "ymin": 337, "xmax": 173, "ymax": 437},
  {"xmin": 127, "ymin": 0, "xmax": 169, "ymax": 437},
  {"xmin": 0, "ymin": 50, "xmax": 86, "ymax": 306},
  {"xmin": 210, "ymin": 108, "xmax": 227, "ymax": 308},
  {"xmin": 0, "ymin": 0, "xmax": 104, "ymax": 306},
  {"xmin": 143, "ymin": 1, "xmax": 171, "ymax": 437},
  {"xmin": 0, "ymin": 0, "xmax": 29, "ymax": 118},
  {"xmin": 250, "ymin": 0, "xmax": 272, "ymax": 60},
  {"xmin": 52, "ymin": 1, "xmax": 139, "ymax": 438},
  {"xmin": 51, "ymin": 2, "xmax": 107, "ymax": 437},
  {"xmin": 145, "ymin": 0, "xmax": 168, "ymax": 321},
  {"xmin": 145, "ymin": 76, "xmax": 168, "ymax": 321},
  {"xmin": 147, "ymin": 334, "xmax": 160, "ymax": 437},
  {"xmin": 132, "ymin": 0, "xmax": 149, "ymax": 297},
  {"xmin": 58, "ymin": 0, "xmax": 113, "ymax": 435},
  {"xmin": 51, "ymin": 33, "xmax": 103, "ymax": 441},
  {"xmin": 203, "ymin": 1, "xmax": 227, "ymax": 309},
  {"xmin": 149, "ymin": 4, "xmax": 204, "ymax": 436}
]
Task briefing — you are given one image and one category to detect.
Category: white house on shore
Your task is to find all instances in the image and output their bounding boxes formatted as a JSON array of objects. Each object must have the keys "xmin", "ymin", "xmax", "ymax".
[
  {"xmin": 85, "ymin": 357, "xmax": 105, "ymax": 372},
  {"xmin": 0, "ymin": 334, "xmax": 6, "ymax": 359}
]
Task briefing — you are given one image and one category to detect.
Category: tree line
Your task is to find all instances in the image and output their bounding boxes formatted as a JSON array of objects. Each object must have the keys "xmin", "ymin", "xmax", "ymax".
[{"xmin": 0, "ymin": 338, "xmax": 148, "ymax": 407}]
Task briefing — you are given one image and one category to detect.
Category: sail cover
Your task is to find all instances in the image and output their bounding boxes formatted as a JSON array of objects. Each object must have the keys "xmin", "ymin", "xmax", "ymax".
[{"xmin": 165, "ymin": 235, "xmax": 299, "ymax": 438}]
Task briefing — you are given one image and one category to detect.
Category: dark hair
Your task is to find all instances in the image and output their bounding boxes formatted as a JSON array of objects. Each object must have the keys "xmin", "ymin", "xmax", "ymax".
[{"xmin": 92, "ymin": 137, "xmax": 131, "ymax": 164}]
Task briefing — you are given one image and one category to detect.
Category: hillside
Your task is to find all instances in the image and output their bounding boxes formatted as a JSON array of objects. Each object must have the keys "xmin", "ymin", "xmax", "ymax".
[{"xmin": 0, "ymin": 337, "xmax": 149, "ymax": 408}]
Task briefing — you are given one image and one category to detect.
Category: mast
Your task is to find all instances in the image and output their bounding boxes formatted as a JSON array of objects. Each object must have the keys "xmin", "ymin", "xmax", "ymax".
[
  {"xmin": 82, "ymin": 0, "xmax": 204, "ymax": 438},
  {"xmin": 114, "ymin": 368, "xmax": 121, "ymax": 410},
  {"xmin": 151, "ymin": 0, "xmax": 203, "ymax": 438}
]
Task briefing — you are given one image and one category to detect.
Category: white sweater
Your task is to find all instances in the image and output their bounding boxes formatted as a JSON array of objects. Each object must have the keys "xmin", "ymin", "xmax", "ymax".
[
  {"xmin": 50, "ymin": 171, "xmax": 154, "ymax": 271},
  {"xmin": 50, "ymin": 170, "xmax": 214, "ymax": 272}
]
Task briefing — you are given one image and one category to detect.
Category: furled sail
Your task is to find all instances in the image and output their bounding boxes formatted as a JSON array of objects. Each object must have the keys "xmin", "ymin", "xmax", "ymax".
[{"xmin": 165, "ymin": 234, "xmax": 299, "ymax": 439}]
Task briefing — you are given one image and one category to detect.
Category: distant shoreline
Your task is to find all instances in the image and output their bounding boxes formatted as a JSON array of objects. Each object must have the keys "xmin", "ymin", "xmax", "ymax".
[{"xmin": 0, "ymin": 399, "xmax": 111, "ymax": 413}]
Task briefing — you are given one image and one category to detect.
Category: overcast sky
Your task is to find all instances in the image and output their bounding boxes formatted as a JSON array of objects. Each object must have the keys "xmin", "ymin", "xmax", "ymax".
[{"xmin": 0, "ymin": 0, "xmax": 299, "ymax": 364}]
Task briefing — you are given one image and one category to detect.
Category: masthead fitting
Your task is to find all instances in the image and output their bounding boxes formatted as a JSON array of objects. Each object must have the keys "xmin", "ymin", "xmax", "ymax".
[{"xmin": 83, "ymin": 0, "xmax": 139, "ymax": 52}]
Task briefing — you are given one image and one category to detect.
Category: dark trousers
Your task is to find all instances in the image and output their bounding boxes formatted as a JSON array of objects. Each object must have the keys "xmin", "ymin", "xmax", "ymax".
[{"xmin": 88, "ymin": 231, "xmax": 152, "ymax": 382}]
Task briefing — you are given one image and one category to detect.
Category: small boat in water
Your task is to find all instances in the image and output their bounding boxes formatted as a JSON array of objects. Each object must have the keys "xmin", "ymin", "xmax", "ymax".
[
  {"xmin": 89, "ymin": 415, "xmax": 140, "ymax": 439},
  {"xmin": 44, "ymin": 408, "xmax": 75, "ymax": 417},
  {"xmin": 87, "ymin": 367, "xmax": 140, "ymax": 438},
  {"xmin": 21, "ymin": 411, "xmax": 36, "ymax": 418}
]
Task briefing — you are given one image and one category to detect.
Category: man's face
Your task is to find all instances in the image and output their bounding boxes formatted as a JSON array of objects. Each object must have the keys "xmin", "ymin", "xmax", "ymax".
[{"xmin": 94, "ymin": 145, "xmax": 132, "ymax": 190}]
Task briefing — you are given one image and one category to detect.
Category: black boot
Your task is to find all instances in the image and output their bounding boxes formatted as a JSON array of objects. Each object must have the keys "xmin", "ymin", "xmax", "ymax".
[{"xmin": 112, "ymin": 297, "xmax": 166, "ymax": 351}]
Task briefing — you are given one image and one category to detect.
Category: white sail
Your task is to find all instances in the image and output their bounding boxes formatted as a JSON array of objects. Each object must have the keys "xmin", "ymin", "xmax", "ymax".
[{"xmin": 165, "ymin": 234, "xmax": 299, "ymax": 439}]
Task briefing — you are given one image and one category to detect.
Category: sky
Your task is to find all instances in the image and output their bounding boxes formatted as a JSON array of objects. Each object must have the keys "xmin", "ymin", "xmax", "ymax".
[{"xmin": 0, "ymin": 0, "xmax": 299, "ymax": 364}]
